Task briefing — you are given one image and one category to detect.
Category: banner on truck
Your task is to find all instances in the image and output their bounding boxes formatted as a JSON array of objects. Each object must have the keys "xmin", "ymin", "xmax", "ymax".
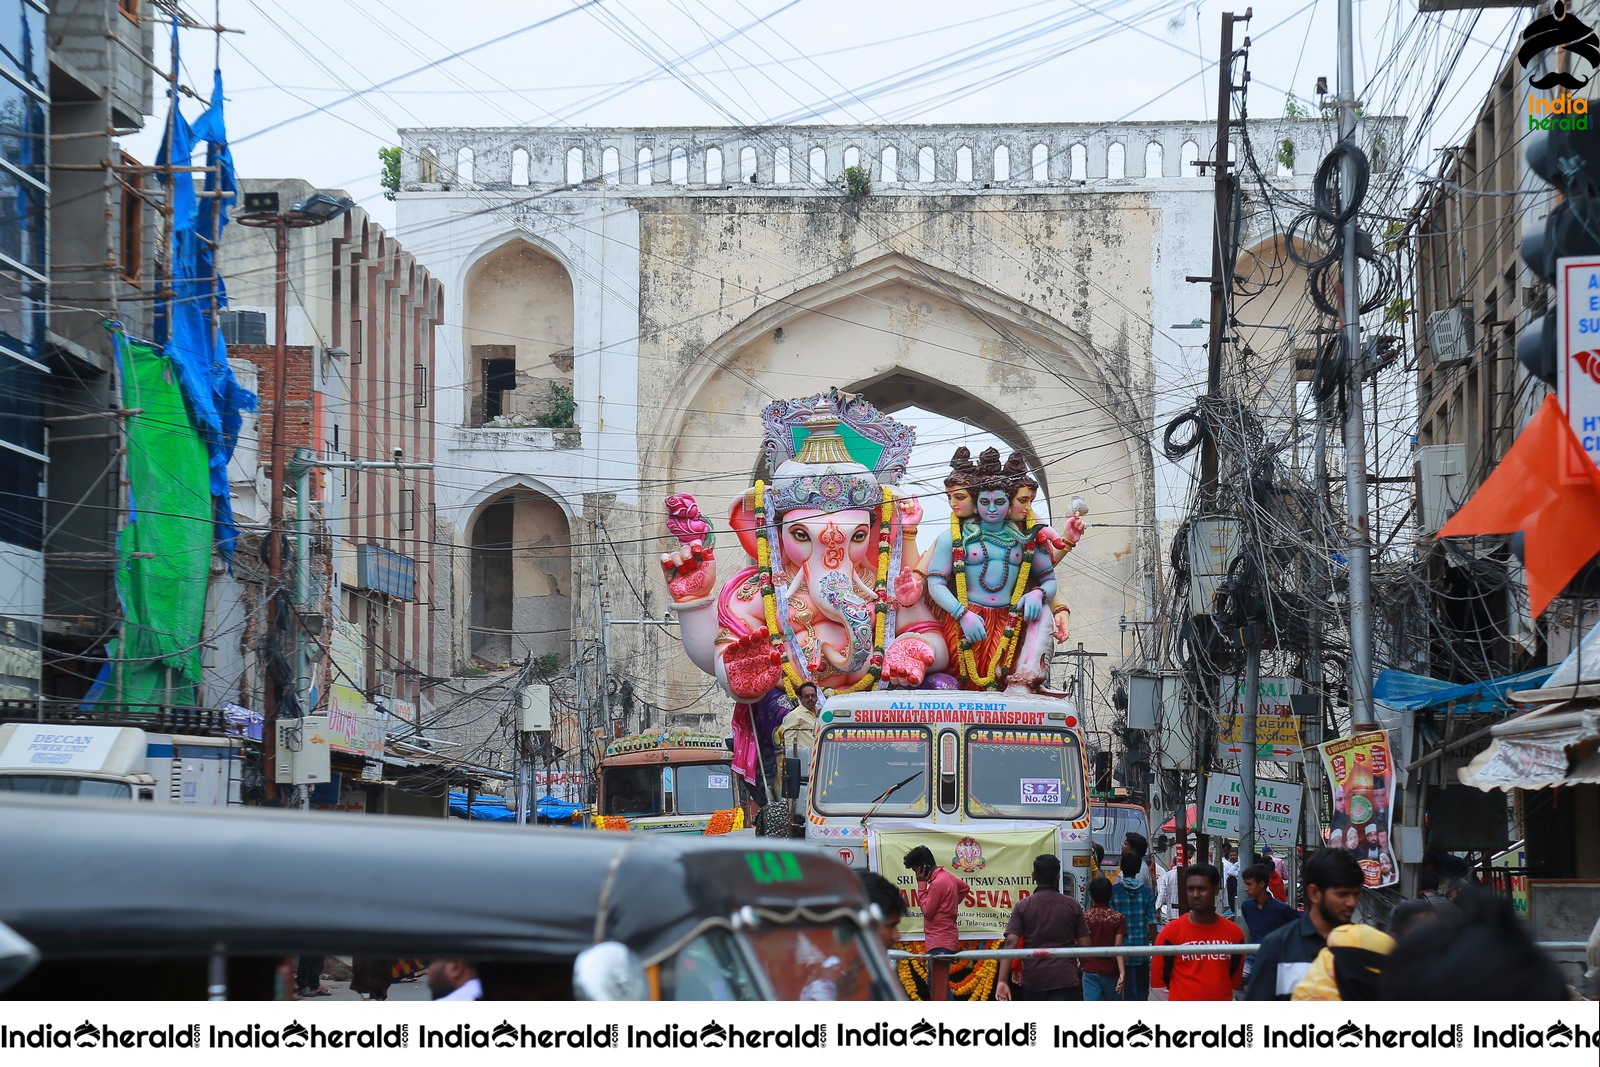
[
  {"xmin": 1319, "ymin": 729, "xmax": 1399, "ymax": 888},
  {"xmin": 872, "ymin": 825, "xmax": 1058, "ymax": 938}
]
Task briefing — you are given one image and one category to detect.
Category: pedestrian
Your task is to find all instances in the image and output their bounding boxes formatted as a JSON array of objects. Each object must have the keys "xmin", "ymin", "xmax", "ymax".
[
  {"xmin": 775, "ymin": 681, "xmax": 820, "ymax": 753},
  {"xmin": 905, "ymin": 845, "xmax": 968, "ymax": 1000},
  {"xmin": 1245, "ymin": 847, "xmax": 1362, "ymax": 1000},
  {"xmin": 1123, "ymin": 831, "xmax": 1162, "ymax": 887},
  {"xmin": 1109, "ymin": 852, "xmax": 1156, "ymax": 1001},
  {"xmin": 995, "ymin": 855, "xmax": 1089, "ymax": 1001},
  {"xmin": 1153, "ymin": 857, "xmax": 1181, "ymax": 924},
  {"xmin": 1151, "ymin": 864, "xmax": 1244, "ymax": 1001},
  {"xmin": 1221, "ymin": 844, "xmax": 1240, "ymax": 914},
  {"xmin": 1261, "ymin": 845, "xmax": 1288, "ymax": 899},
  {"xmin": 295, "ymin": 955, "xmax": 330, "ymax": 998},
  {"xmin": 1237, "ymin": 861, "xmax": 1298, "ymax": 952},
  {"xmin": 857, "ymin": 870, "xmax": 905, "ymax": 951},
  {"xmin": 1254, "ymin": 850, "xmax": 1287, "ymax": 902},
  {"xmin": 1381, "ymin": 890, "xmax": 1566, "ymax": 1000},
  {"xmin": 1080, "ymin": 876, "xmax": 1126, "ymax": 1001},
  {"xmin": 349, "ymin": 957, "xmax": 393, "ymax": 1001},
  {"xmin": 426, "ymin": 959, "xmax": 482, "ymax": 1001}
]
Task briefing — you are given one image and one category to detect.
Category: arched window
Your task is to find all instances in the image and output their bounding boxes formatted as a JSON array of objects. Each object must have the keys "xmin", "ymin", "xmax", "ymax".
[
  {"xmin": 1069, "ymin": 144, "xmax": 1086, "ymax": 181},
  {"xmin": 511, "ymin": 148, "xmax": 530, "ymax": 186},
  {"xmin": 917, "ymin": 145, "xmax": 935, "ymax": 182},
  {"xmin": 602, "ymin": 146, "xmax": 620, "ymax": 184},
  {"xmin": 1145, "ymin": 142, "xmax": 1163, "ymax": 179},
  {"xmin": 456, "ymin": 146, "xmax": 475, "ymax": 184},
  {"xmin": 993, "ymin": 145, "xmax": 1010, "ymax": 182},
  {"xmin": 419, "ymin": 147, "xmax": 438, "ymax": 184},
  {"xmin": 881, "ymin": 145, "xmax": 898, "ymax": 183},
  {"xmin": 1181, "ymin": 140, "xmax": 1199, "ymax": 173},
  {"xmin": 706, "ymin": 146, "xmax": 723, "ymax": 183},
  {"xmin": 955, "ymin": 145, "xmax": 973, "ymax": 181},
  {"xmin": 637, "ymin": 147, "xmax": 654, "ymax": 184},
  {"xmin": 565, "ymin": 147, "xmax": 583, "ymax": 185},
  {"xmin": 843, "ymin": 145, "xmax": 861, "ymax": 170},
  {"xmin": 1107, "ymin": 142, "xmax": 1125, "ymax": 180},
  {"xmin": 670, "ymin": 146, "xmax": 688, "ymax": 185},
  {"xmin": 1031, "ymin": 143, "xmax": 1048, "ymax": 181},
  {"xmin": 741, "ymin": 145, "xmax": 757, "ymax": 182},
  {"xmin": 774, "ymin": 146, "xmax": 791, "ymax": 183},
  {"xmin": 810, "ymin": 146, "xmax": 826, "ymax": 184}
]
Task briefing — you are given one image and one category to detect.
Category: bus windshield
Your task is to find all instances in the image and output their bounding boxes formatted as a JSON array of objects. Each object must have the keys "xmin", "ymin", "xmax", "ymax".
[
  {"xmin": 813, "ymin": 726, "xmax": 930, "ymax": 817},
  {"xmin": 0, "ymin": 775, "xmax": 132, "ymax": 800},
  {"xmin": 964, "ymin": 728, "xmax": 1085, "ymax": 819},
  {"xmin": 672, "ymin": 763, "xmax": 737, "ymax": 814}
]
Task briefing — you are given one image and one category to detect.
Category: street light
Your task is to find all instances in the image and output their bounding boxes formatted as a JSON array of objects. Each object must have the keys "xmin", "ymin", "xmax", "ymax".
[{"xmin": 234, "ymin": 189, "xmax": 355, "ymax": 800}]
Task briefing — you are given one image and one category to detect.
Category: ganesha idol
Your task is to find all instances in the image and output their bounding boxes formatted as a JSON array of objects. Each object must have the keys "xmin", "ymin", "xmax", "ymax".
[{"xmin": 659, "ymin": 391, "xmax": 1085, "ymax": 784}]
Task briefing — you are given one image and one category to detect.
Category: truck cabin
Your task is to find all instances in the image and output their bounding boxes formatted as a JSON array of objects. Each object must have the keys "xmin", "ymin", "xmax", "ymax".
[{"xmin": 596, "ymin": 733, "xmax": 742, "ymax": 821}]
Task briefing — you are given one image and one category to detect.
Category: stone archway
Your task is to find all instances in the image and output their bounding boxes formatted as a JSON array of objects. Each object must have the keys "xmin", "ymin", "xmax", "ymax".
[
  {"xmin": 641, "ymin": 252, "xmax": 1157, "ymax": 711},
  {"xmin": 465, "ymin": 486, "xmax": 572, "ymax": 665},
  {"xmin": 463, "ymin": 238, "xmax": 575, "ymax": 428}
]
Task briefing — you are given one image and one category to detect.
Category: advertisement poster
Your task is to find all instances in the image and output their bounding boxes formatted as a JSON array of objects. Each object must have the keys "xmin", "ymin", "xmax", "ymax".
[
  {"xmin": 871, "ymin": 825, "xmax": 1058, "ymax": 938},
  {"xmin": 1200, "ymin": 773, "xmax": 1303, "ymax": 849},
  {"xmin": 1217, "ymin": 675, "xmax": 1304, "ymax": 761},
  {"xmin": 1319, "ymin": 729, "xmax": 1398, "ymax": 888}
]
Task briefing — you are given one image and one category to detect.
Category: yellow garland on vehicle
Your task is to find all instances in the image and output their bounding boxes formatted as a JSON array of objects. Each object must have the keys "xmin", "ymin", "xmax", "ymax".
[
  {"xmin": 949, "ymin": 512, "xmax": 1032, "ymax": 689},
  {"xmin": 753, "ymin": 481, "xmax": 894, "ymax": 698},
  {"xmin": 597, "ymin": 815, "xmax": 630, "ymax": 832},
  {"xmin": 702, "ymin": 806, "xmax": 745, "ymax": 835},
  {"xmin": 893, "ymin": 939, "xmax": 1004, "ymax": 1001}
]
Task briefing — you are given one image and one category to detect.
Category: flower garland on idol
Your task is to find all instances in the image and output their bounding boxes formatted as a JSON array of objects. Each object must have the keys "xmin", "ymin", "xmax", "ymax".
[
  {"xmin": 753, "ymin": 479, "xmax": 894, "ymax": 699},
  {"xmin": 949, "ymin": 512, "xmax": 1032, "ymax": 690}
]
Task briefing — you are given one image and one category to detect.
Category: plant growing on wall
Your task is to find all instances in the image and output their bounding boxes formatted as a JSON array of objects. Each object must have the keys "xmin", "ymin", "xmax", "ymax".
[
  {"xmin": 379, "ymin": 147, "xmax": 401, "ymax": 201},
  {"xmin": 535, "ymin": 382, "xmax": 577, "ymax": 428},
  {"xmin": 841, "ymin": 164, "xmax": 871, "ymax": 202}
]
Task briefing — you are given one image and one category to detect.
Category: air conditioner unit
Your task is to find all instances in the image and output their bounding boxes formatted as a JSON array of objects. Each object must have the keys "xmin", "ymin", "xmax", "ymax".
[{"xmin": 1426, "ymin": 308, "xmax": 1474, "ymax": 367}]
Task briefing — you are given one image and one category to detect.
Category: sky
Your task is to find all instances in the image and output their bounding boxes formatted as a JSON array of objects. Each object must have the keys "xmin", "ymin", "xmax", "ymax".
[{"xmin": 127, "ymin": 0, "xmax": 1526, "ymax": 232}]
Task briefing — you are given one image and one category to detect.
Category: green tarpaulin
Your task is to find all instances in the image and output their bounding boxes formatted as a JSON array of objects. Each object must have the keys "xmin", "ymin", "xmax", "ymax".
[{"xmin": 97, "ymin": 335, "xmax": 214, "ymax": 710}]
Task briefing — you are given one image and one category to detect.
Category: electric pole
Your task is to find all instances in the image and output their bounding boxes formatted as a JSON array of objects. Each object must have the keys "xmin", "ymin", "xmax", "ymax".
[{"xmin": 1337, "ymin": 0, "xmax": 1376, "ymax": 731}]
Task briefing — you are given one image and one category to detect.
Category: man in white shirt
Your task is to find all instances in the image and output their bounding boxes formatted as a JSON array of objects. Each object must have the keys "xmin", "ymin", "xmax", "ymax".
[
  {"xmin": 1221, "ymin": 844, "xmax": 1241, "ymax": 914},
  {"xmin": 427, "ymin": 959, "xmax": 482, "ymax": 1001},
  {"xmin": 1154, "ymin": 862, "xmax": 1182, "ymax": 924}
]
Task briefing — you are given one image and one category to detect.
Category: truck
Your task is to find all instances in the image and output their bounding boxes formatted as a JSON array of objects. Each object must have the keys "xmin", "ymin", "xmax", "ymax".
[
  {"xmin": 585, "ymin": 730, "xmax": 749, "ymax": 833},
  {"xmin": 0, "ymin": 722, "xmax": 241, "ymax": 805},
  {"xmin": 802, "ymin": 689, "xmax": 1093, "ymax": 999}
]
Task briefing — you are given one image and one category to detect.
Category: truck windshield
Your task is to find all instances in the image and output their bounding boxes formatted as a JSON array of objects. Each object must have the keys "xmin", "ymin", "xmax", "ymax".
[
  {"xmin": 1091, "ymin": 803, "xmax": 1150, "ymax": 856},
  {"xmin": 813, "ymin": 726, "xmax": 930, "ymax": 816},
  {"xmin": 0, "ymin": 775, "xmax": 132, "ymax": 800},
  {"xmin": 673, "ymin": 763, "xmax": 737, "ymax": 814},
  {"xmin": 964, "ymin": 728, "xmax": 1085, "ymax": 819},
  {"xmin": 602, "ymin": 766, "xmax": 663, "ymax": 817}
]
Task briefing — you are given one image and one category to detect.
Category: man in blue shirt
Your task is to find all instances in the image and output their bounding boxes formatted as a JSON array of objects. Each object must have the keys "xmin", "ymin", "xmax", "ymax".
[
  {"xmin": 1109, "ymin": 852, "xmax": 1156, "ymax": 1000},
  {"xmin": 1237, "ymin": 860, "xmax": 1298, "ymax": 986}
]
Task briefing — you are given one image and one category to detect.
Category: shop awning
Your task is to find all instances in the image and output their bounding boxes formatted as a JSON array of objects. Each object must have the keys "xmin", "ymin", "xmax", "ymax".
[
  {"xmin": 1373, "ymin": 666, "xmax": 1555, "ymax": 713},
  {"xmin": 1458, "ymin": 702, "xmax": 1600, "ymax": 791},
  {"xmin": 1160, "ymin": 805, "xmax": 1200, "ymax": 833}
]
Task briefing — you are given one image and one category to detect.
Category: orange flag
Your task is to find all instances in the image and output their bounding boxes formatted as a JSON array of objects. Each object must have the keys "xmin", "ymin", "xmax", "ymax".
[{"xmin": 1438, "ymin": 395, "xmax": 1600, "ymax": 617}]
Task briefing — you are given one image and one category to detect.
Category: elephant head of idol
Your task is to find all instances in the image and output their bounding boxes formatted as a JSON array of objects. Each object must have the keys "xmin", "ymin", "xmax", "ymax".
[{"xmin": 762, "ymin": 407, "xmax": 886, "ymax": 674}]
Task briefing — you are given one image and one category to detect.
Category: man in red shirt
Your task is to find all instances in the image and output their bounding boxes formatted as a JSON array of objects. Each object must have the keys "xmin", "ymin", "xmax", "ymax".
[
  {"xmin": 1153, "ymin": 863, "xmax": 1244, "ymax": 1000},
  {"xmin": 905, "ymin": 845, "xmax": 969, "ymax": 1000}
]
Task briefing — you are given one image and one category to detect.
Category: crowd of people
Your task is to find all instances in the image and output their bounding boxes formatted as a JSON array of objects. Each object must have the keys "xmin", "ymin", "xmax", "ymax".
[{"xmin": 877, "ymin": 834, "xmax": 1578, "ymax": 1002}]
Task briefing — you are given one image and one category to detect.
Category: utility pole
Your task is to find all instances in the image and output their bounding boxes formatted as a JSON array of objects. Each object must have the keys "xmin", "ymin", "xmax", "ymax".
[
  {"xmin": 1183, "ymin": 6, "xmax": 1251, "ymax": 865},
  {"xmin": 1058, "ymin": 643, "xmax": 1108, "ymax": 721},
  {"xmin": 1337, "ymin": 0, "xmax": 1376, "ymax": 731},
  {"xmin": 1238, "ymin": 645, "xmax": 1260, "ymax": 859}
]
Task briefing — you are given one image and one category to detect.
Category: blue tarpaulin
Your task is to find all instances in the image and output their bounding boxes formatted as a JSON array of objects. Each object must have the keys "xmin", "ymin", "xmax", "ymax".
[
  {"xmin": 1372, "ymin": 666, "xmax": 1557, "ymax": 713},
  {"xmin": 447, "ymin": 791, "xmax": 581, "ymax": 823},
  {"xmin": 153, "ymin": 58, "xmax": 255, "ymax": 556}
]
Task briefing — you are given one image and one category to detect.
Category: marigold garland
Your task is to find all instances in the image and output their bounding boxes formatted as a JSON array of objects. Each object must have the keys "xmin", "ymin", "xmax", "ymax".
[
  {"xmin": 753, "ymin": 480, "xmax": 895, "ymax": 699},
  {"xmin": 949, "ymin": 513, "xmax": 1032, "ymax": 690},
  {"xmin": 893, "ymin": 939, "xmax": 1004, "ymax": 1001},
  {"xmin": 597, "ymin": 815, "xmax": 630, "ymax": 832},
  {"xmin": 701, "ymin": 806, "xmax": 745, "ymax": 835}
]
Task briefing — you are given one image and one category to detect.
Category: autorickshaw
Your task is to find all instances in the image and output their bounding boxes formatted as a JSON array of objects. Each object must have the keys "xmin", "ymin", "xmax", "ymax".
[{"xmin": 0, "ymin": 794, "xmax": 901, "ymax": 1000}]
